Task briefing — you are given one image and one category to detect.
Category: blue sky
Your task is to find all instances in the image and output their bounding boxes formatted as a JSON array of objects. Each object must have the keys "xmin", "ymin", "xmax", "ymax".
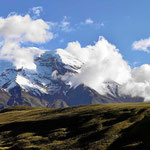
[{"xmin": 0, "ymin": 0, "xmax": 150, "ymax": 67}]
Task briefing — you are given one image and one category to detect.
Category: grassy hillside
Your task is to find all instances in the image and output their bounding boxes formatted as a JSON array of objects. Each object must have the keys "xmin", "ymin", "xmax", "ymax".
[{"xmin": 0, "ymin": 103, "xmax": 150, "ymax": 149}]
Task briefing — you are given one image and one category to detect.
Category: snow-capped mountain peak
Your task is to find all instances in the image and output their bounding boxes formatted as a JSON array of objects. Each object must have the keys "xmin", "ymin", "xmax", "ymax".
[
  {"xmin": 0, "ymin": 50, "xmax": 83, "ymax": 96},
  {"xmin": 0, "ymin": 49, "xmax": 143, "ymax": 108}
]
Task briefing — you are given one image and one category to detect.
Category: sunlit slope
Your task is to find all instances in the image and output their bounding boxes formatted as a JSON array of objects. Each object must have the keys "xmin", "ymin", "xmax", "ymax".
[{"xmin": 0, "ymin": 103, "xmax": 150, "ymax": 149}]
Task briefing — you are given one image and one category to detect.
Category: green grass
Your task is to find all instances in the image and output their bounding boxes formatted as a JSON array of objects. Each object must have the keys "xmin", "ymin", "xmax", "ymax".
[{"xmin": 0, "ymin": 103, "xmax": 150, "ymax": 149}]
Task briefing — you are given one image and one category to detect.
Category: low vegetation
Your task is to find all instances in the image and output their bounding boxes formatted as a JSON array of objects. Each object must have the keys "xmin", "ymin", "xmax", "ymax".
[{"xmin": 0, "ymin": 103, "xmax": 150, "ymax": 149}]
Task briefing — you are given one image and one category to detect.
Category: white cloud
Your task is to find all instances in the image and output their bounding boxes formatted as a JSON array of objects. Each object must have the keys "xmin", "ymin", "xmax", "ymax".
[
  {"xmin": 46, "ymin": 17, "xmax": 74, "ymax": 33},
  {"xmin": 132, "ymin": 64, "xmax": 150, "ymax": 82},
  {"xmin": 66, "ymin": 37, "xmax": 131, "ymax": 94},
  {"xmin": 60, "ymin": 16, "xmax": 73, "ymax": 32},
  {"xmin": 47, "ymin": 21, "xmax": 58, "ymax": 27},
  {"xmin": 85, "ymin": 18, "xmax": 94, "ymax": 24},
  {"xmin": 61, "ymin": 21, "xmax": 70, "ymax": 27},
  {"xmin": 63, "ymin": 37, "xmax": 150, "ymax": 101},
  {"xmin": 0, "ymin": 14, "xmax": 52, "ymax": 70},
  {"xmin": 31, "ymin": 6, "xmax": 43, "ymax": 17},
  {"xmin": 132, "ymin": 37, "xmax": 150, "ymax": 52},
  {"xmin": 8, "ymin": 12, "xmax": 17, "ymax": 17},
  {"xmin": 0, "ymin": 41, "xmax": 44, "ymax": 70},
  {"xmin": 120, "ymin": 64, "xmax": 150, "ymax": 101},
  {"xmin": 79, "ymin": 19, "xmax": 104, "ymax": 29},
  {"xmin": 47, "ymin": 17, "xmax": 104, "ymax": 35},
  {"xmin": 0, "ymin": 14, "xmax": 52, "ymax": 42}
]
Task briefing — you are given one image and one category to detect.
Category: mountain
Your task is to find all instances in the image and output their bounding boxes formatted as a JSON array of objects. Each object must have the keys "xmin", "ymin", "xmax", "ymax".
[
  {"xmin": 0, "ymin": 103, "xmax": 150, "ymax": 150},
  {"xmin": 0, "ymin": 49, "xmax": 144, "ymax": 108}
]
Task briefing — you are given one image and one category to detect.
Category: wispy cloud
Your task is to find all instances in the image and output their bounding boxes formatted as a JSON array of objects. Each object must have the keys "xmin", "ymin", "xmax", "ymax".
[
  {"xmin": 47, "ymin": 16, "xmax": 74, "ymax": 33},
  {"xmin": 29, "ymin": 6, "xmax": 43, "ymax": 18},
  {"xmin": 45, "ymin": 17, "xmax": 105, "ymax": 43},
  {"xmin": 80, "ymin": 18, "xmax": 104, "ymax": 29},
  {"xmin": 132, "ymin": 37, "xmax": 150, "ymax": 53},
  {"xmin": 8, "ymin": 12, "xmax": 17, "ymax": 17},
  {"xmin": 85, "ymin": 18, "xmax": 94, "ymax": 24},
  {"xmin": 60, "ymin": 16, "xmax": 74, "ymax": 32},
  {"xmin": 61, "ymin": 16, "xmax": 70, "ymax": 27}
]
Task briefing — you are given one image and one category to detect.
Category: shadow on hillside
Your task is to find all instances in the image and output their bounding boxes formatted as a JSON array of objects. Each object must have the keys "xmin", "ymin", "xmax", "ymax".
[
  {"xmin": 108, "ymin": 115, "xmax": 150, "ymax": 150},
  {"xmin": 0, "ymin": 113, "xmax": 101, "ymax": 149}
]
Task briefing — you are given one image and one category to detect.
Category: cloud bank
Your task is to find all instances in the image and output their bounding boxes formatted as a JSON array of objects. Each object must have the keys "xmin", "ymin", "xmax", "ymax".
[
  {"xmin": 120, "ymin": 64, "xmax": 150, "ymax": 101},
  {"xmin": 66, "ymin": 37, "xmax": 131, "ymax": 94},
  {"xmin": 63, "ymin": 37, "xmax": 150, "ymax": 101},
  {"xmin": 0, "ymin": 14, "xmax": 52, "ymax": 69}
]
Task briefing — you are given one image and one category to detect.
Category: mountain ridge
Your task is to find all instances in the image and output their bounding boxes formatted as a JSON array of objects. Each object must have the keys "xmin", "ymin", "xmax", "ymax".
[{"xmin": 0, "ymin": 49, "xmax": 144, "ymax": 108}]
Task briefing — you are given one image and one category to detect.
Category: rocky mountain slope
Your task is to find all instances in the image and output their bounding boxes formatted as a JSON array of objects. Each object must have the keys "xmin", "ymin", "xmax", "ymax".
[{"xmin": 0, "ymin": 49, "xmax": 144, "ymax": 108}]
